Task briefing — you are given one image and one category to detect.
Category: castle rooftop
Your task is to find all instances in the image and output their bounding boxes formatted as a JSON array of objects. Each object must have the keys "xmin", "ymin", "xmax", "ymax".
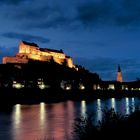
[
  {"xmin": 39, "ymin": 48, "xmax": 64, "ymax": 53},
  {"xmin": 22, "ymin": 41, "xmax": 39, "ymax": 48},
  {"xmin": 3, "ymin": 41, "xmax": 75, "ymax": 68}
]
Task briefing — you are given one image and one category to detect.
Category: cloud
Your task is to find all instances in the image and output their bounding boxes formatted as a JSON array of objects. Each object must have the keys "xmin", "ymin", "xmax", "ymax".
[
  {"xmin": 77, "ymin": 1, "xmax": 112, "ymax": 25},
  {"xmin": 74, "ymin": 57, "xmax": 140, "ymax": 81},
  {"xmin": 0, "ymin": 0, "xmax": 24, "ymax": 5},
  {"xmin": 1, "ymin": 0, "xmax": 140, "ymax": 30},
  {"xmin": 77, "ymin": 0, "xmax": 140, "ymax": 27},
  {"xmin": 2, "ymin": 32, "xmax": 50, "ymax": 43},
  {"xmin": 31, "ymin": 0, "xmax": 140, "ymax": 29},
  {"xmin": 0, "ymin": 45, "xmax": 18, "ymax": 63},
  {"xmin": 0, "ymin": 0, "xmax": 140, "ymax": 81}
]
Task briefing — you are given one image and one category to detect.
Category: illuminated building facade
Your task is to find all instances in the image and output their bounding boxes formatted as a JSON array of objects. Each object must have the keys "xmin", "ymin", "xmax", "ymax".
[
  {"xmin": 117, "ymin": 65, "xmax": 123, "ymax": 82},
  {"xmin": 3, "ymin": 41, "xmax": 74, "ymax": 68}
]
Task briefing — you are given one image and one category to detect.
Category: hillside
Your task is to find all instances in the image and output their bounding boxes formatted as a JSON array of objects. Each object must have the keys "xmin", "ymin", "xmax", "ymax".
[{"xmin": 0, "ymin": 60, "xmax": 101, "ymax": 90}]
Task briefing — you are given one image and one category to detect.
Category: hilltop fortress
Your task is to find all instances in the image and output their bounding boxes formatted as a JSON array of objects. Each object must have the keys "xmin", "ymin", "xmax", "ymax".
[{"xmin": 3, "ymin": 41, "xmax": 75, "ymax": 68}]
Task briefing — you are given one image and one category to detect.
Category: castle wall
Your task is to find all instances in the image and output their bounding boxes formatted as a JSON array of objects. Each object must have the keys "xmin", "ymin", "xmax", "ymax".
[
  {"xmin": 66, "ymin": 57, "xmax": 74, "ymax": 68},
  {"xmin": 3, "ymin": 56, "xmax": 28, "ymax": 64},
  {"xmin": 49, "ymin": 52, "xmax": 65, "ymax": 59},
  {"xmin": 28, "ymin": 54, "xmax": 52, "ymax": 62},
  {"xmin": 3, "ymin": 41, "xmax": 75, "ymax": 68},
  {"xmin": 19, "ymin": 42, "xmax": 39, "ymax": 54},
  {"xmin": 53, "ymin": 57, "xmax": 65, "ymax": 65},
  {"xmin": 117, "ymin": 72, "xmax": 123, "ymax": 82}
]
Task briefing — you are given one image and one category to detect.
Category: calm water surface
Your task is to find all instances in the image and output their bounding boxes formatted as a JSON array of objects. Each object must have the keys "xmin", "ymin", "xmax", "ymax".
[{"xmin": 0, "ymin": 97, "xmax": 140, "ymax": 140}]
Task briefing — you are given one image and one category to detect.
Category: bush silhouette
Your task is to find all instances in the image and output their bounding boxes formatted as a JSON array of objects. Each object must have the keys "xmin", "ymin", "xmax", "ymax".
[{"xmin": 73, "ymin": 108, "xmax": 140, "ymax": 140}]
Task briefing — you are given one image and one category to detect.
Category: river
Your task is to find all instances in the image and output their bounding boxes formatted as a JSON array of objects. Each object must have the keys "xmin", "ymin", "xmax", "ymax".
[{"xmin": 0, "ymin": 97, "xmax": 140, "ymax": 140}]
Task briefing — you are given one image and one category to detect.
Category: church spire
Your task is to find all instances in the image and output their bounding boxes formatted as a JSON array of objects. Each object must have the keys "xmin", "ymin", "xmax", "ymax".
[
  {"xmin": 117, "ymin": 64, "xmax": 123, "ymax": 82},
  {"xmin": 118, "ymin": 65, "xmax": 121, "ymax": 72}
]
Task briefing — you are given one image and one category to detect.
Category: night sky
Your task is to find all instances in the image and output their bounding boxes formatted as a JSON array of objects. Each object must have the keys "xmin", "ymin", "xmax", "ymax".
[{"xmin": 0, "ymin": 0, "xmax": 140, "ymax": 81}]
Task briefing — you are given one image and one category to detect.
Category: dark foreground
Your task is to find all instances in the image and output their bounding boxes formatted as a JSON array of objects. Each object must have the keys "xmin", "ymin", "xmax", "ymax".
[
  {"xmin": 0, "ymin": 88, "xmax": 140, "ymax": 105},
  {"xmin": 0, "ymin": 94, "xmax": 139, "ymax": 140},
  {"xmin": 73, "ymin": 108, "xmax": 140, "ymax": 140}
]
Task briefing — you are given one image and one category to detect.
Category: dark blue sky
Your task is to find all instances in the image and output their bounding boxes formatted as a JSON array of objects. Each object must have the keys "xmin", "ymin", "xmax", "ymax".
[{"xmin": 0, "ymin": 0, "xmax": 140, "ymax": 81}]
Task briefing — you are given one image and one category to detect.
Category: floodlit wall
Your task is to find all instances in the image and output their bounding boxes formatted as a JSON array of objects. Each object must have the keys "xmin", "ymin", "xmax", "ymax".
[
  {"xmin": 3, "ymin": 41, "xmax": 75, "ymax": 68},
  {"xmin": 3, "ymin": 56, "xmax": 28, "ymax": 64},
  {"xmin": 67, "ymin": 57, "xmax": 74, "ymax": 68}
]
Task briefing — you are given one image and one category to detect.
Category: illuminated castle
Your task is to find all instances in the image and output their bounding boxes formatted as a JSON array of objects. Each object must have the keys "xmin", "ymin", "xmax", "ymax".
[
  {"xmin": 117, "ymin": 65, "xmax": 123, "ymax": 82},
  {"xmin": 3, "ymin": 41, "xmax": 74, "ymax": 68}
]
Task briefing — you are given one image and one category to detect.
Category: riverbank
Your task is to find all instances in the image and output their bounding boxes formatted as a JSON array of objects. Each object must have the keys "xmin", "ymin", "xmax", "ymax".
[
  {"xmin": 0, "ymin": 88, "xmax": 140, "ymax": 105},
  {"xmin": 73, "ymin": 108, "xmax": 140, "ymax": 139}
]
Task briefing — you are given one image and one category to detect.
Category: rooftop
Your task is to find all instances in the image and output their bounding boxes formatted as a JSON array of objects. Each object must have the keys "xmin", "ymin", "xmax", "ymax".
[
  {"xmin": 40, "ymin": 48, "xmax": 64, "ymax": 53},
  {"xmin": 22, "ymin": 41, "xmax": 64, "ymax": 53},
  {"xmin": 22, "ymin": 41, "xmax": 39, "ymax": 48}
]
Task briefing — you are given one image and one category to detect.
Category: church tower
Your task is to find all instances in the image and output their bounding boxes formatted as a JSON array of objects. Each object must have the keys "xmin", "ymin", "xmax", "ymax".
[{"xmin": 117, "ymin": 65, "xmax": 123, "ymax": 82}]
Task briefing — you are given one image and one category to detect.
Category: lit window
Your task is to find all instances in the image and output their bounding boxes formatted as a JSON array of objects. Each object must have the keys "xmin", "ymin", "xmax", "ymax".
[
  {"xmin": 65, "ymin": 85, "xmax": 71, "ymax": 90},
  {"xmin": 79, "ymin": 84, "xmax": 85, "ymax": 90},
  {"xmin": 13, "ymin": 83, "xmax": 23, "ymax": 89},
  {"xmin": 39, "ymin": 84, "xmax": 46, "ymax": 90}
]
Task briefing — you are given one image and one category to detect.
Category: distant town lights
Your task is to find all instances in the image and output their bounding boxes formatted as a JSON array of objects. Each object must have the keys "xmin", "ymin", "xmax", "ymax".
[
  {"xmin": 39, "ymin": 84, "xmax": 46, "ymax": 90},
  {"xmin": 79, "ymin": 84, "xmax": 85, "ymax": 90},
  {"xmin": 66, "ymin": 85, "xmax": 71, "ymax": 90},
  {"xmin": 13, "ymin": 82, "xmax": 24, "ymax": 89},
  {"xmin": 108, "ymin": 84, "xmax": 115, "ymax": 90},
  {"xmin": 97, "ymin": 85, "xmax": 100, "ymax": 90}
]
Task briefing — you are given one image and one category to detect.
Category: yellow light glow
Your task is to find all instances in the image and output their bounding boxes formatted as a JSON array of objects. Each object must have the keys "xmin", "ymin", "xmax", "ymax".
[
  {"xmin": 13, "ymin": 104, "xmax": 21, "ymax": 126},
  {"xmin": 4, "ymin": 40, "xmax": 76, "ymax": 68},
  {"xmin": 125, "ymin": 87, "xmax": 128, "ymax": 90},
  {"xmin": 66, "ymin": 86, "xmax": 71, "ymax": 90},
  {"xmin": 40, "ymin": 102, "xmax": 46, "ymax": 124},
  {"xmin": 79, "ymin": 84, "xmax": 85, "ymax": 90},
  {"xmin": 108, "ymin": 84, "xmax": 115, "ymax": 90},
  {"xmin": 97, "ymin": 85, "xmax": 100, "ymax": 90},
  {"xmin": 13, "ymin": 83, "xmax": 23, "ymax": 89},
  {"xmin": 39, "ymin": 84, "xmax": 46, "ymax": 90},
  {"xmin": 81, "ymin": 100, "xmax": 86, "ymax": 117},
  {"xmin": 66, "ymin": 85, "xmax": 71, "ymax": 90},
  {"xmin": 13, "ymin": 81, "xmax": 16, "ymax": 84}
]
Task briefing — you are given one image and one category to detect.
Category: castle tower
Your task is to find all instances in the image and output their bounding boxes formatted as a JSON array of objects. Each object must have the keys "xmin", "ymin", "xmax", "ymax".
[{"xmin": 117, "ymin": 65, "xmax": 123, "ymax": 82}]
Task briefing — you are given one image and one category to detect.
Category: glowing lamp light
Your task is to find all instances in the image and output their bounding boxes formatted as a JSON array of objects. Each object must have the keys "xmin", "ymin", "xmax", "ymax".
[
  {"xmin": 108, "ymin": 84, "xmax": 115, "ymax": 90},
  {"xmin": 13, "ymin": 83, "xmax": 22, "ymax": 89},
  {"xmin": 39, "ymin": 84, "xmax": 46, "ymax": 90},
  {"xmin": 81, "ymin": 100, "xmax": 86, "ymax": 117},
  {"xmin": 66, "ymin": 85, "xmax": 71, "ymax": 90},
  {"xmin": 97, "ymin": 85, "xmax": 100, "ymax": 90},
  {"xmin": 79, "ymin": 84, "xmax": 85, "ymax": 90},
  {"xmin": 13, "ymin": 81, "xmax": 16, "ymax": 84},
  {"xmin": 125, "ymin": 87, "xmax": 128, "ymax": 90}
]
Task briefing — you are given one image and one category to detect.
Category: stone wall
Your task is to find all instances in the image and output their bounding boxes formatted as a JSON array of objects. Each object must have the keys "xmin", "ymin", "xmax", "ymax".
[{"xmin": 3, "ymin": 41, "xmax": 75, "ymax": 68}]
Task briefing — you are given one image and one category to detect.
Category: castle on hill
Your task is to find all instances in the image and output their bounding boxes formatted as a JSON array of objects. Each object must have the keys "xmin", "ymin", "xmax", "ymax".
[{"xmin": 3, "ymin": 41, "xmax": 75, "ymax": 68}]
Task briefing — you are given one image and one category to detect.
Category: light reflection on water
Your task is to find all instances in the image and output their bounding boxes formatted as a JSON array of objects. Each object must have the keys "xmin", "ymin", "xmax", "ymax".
[
  {"xmin": 97, "ymin": 99, "xmax": 102, "ymax": 121},
  {"xmin": 131, "ymin": 97, "xmax": 135, "ymax": 112},
  {"xmin": 11, "ymin": 101, "xmax": 75, "ymax": 140},
  {"xmin": 0, "ymin": 97, "xmax": 140, "ymax": 140},
  {"xmin": 40, "ymin": 102, "xmax": 46, "ymax": 125},
  {"xmin": 39, "ymin": 102, "xmax": 47, "ymax": 138},
  {"xmin": 111, "ymin": 98, "xmax": 116, "ymax": 111},
  {"xmin": 13, "ymin": 104, "xmax": 21, "ymax": 127},
  {"xmin": 81, "ymin": 100, "xmax": 86, "ymax": 117},
  {"xmin": 125, "ymin": 97, "xmax": 130, "ymax": 115},
  {"xmin": 12, "ymin": 104, "xmax": 22, "ymax": 140}
]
